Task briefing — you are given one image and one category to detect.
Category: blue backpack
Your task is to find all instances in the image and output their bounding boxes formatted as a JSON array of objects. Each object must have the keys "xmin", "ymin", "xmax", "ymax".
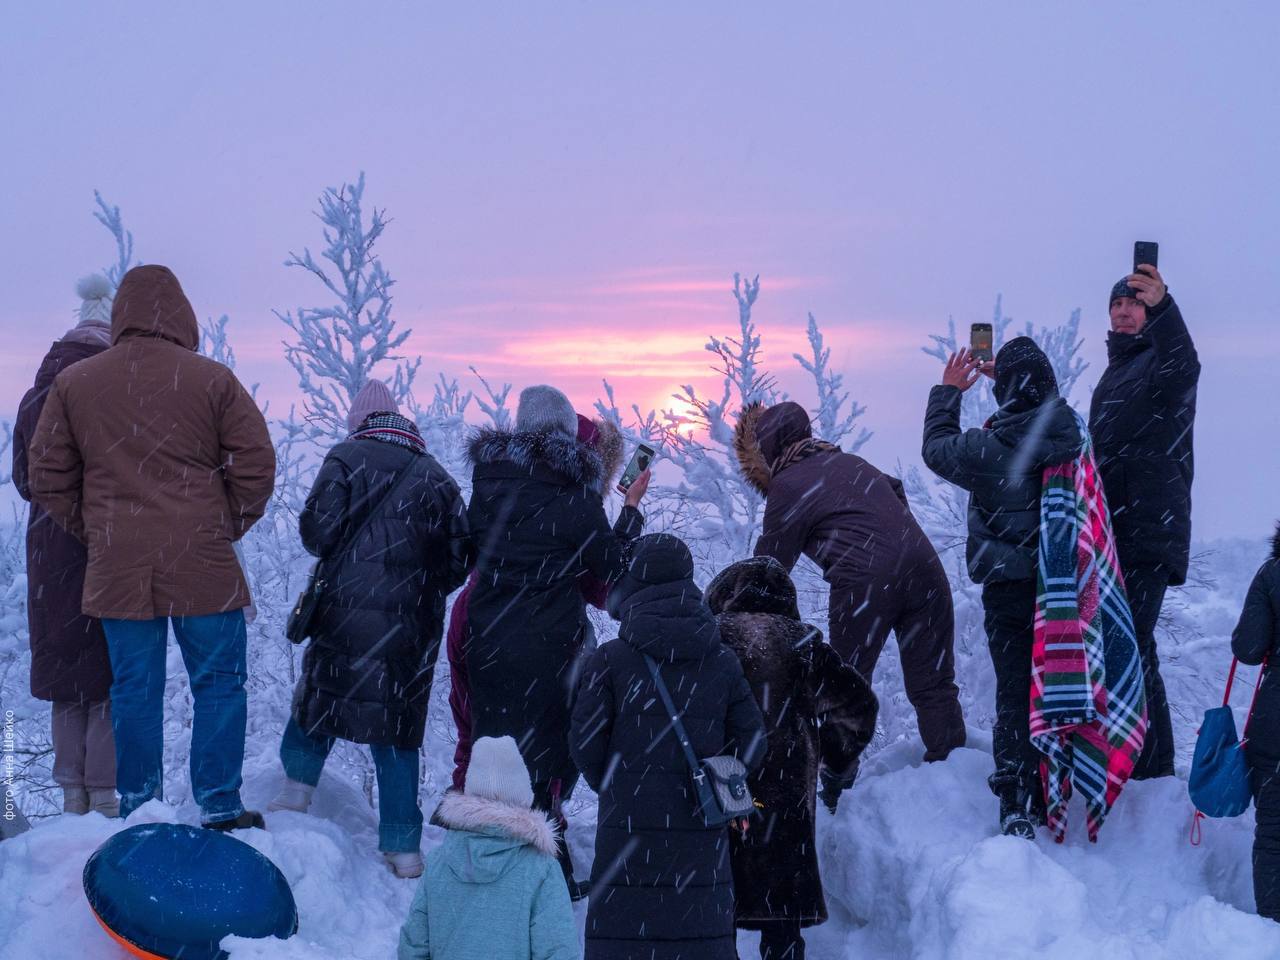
[{"xmin": 1188, "ymin": 658, "xmax": 1264, "ymax": 820}]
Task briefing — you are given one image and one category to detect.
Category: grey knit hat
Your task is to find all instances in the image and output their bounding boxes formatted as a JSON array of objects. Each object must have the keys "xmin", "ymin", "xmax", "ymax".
[
  {"xmin": 347, "ymin": 379, "xmax": 399, "ymax": 432},
  {"xmin": 515, "ymin": 385, "xmax": 577, "ymax": 436}
]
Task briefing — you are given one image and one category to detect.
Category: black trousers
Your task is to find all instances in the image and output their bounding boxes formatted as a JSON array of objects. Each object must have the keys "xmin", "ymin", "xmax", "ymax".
[
  {"xmin": 980, "ymin": 579, "xmax": 1042, "ymax": 803},
  {"xmin": 829, "ymin": 554, "xmax": 965, "ymax": 761},
  {"xmin": 1253, "ymin": 761, "xmax": 1280, "ymax": 922},
  {"xmin": 1125, "ymin": 564, "xmax": 1176, "ymax": 779},
  {"xmin": 534, "ymin": 775, "xmax": 579, "ymax": 889},
  {"xmin": 757, "ymin": 919, "xmax": 804, "ymax": 959}
]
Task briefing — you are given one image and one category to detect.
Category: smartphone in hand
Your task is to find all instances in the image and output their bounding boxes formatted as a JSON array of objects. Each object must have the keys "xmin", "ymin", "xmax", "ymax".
[
  {"xmin": 969, "ymin": 323, "xmax": 994, "ymax": 363},
  {"xmin": 617, "ymin": 443, "xmax": 656, "ymax": 495},
  {"xmin": 1134, "ymin": 241, "xmax": 1159, "ymax": 272}
]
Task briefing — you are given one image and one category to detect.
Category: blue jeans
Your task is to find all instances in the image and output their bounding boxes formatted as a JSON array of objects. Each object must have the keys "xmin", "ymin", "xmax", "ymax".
[
  {"xmin": 280, "ymin": 717, "xmax": 423, "ymax": 853},
  {"xmin": 102, "ymin": 612, "xmax": 248, "ymax": 824}
]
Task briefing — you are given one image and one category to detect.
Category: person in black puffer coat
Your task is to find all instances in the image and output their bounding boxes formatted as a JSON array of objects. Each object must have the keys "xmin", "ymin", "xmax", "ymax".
[
  {"xmin": 922, "ymin": 338, "xmax": 1083, "ymax": 838},
  {"xmin": 706, "ymin": 557, "xmax": 878, "ymax": 960},
  {"xmin": 735, "ymin": 401, "xmax": 964, "ymax": 764},
  {"xmin": 1089, "ymin": 265, "xmax": 1199, "ymax": 781},
  {"xmin": 272, "ymin": 381, "xmax": 471, "ymax": 878},
  {"xmin": 570, "ymin": 534, "xmax": 766, "ymax": 960},
  {"xmin": 466, "ymin": 385, "xmax": 648, "ymax": 894},
  {"xmin": 1231, "ymin": 525, "xmax": 1280, "ymax": 923}
]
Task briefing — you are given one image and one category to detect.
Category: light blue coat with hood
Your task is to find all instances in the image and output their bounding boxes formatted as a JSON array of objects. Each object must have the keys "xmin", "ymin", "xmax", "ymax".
[{"xmin": 398, "ymin": 790, "xmax": 579, "ymax": 960}]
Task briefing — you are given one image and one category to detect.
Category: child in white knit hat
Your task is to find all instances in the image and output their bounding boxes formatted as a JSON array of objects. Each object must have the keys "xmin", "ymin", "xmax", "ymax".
[{"xmin": 398, "ymin": 736, "xmax": 579, "ymax": 960}]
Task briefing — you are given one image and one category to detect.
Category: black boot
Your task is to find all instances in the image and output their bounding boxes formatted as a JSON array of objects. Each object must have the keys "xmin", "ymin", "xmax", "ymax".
[
  {"xmin": 204, "ymin": 809, "xmax": 266, "ymax": 832},
  {"xmin": 999, "ymin": 795, "xmax": 1035, "ymax": 840}
]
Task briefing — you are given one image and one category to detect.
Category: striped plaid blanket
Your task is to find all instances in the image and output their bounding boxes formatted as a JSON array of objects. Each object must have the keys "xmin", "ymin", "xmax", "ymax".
[{"xmin": 1030, "ymin": 411, "xmax": 1147, "ymax": 843}]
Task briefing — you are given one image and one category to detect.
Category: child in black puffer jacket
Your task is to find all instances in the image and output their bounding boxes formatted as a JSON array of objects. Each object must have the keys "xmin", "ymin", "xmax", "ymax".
[{"xmin": 1232, "ymin": 524, "xmax": 1280, "ymax": 923}]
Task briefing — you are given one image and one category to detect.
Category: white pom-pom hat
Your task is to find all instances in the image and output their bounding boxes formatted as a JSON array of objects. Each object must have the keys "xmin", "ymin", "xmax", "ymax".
[{"xmin": 75, "ymin": 274, "xmax": 113, "ymax": 326}]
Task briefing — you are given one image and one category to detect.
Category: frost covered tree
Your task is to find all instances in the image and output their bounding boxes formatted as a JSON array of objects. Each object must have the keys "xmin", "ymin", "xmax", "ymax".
[
  {"xmin": 277, "ymin": 173, "xmax": 420, "ymax": 441},
  {"xmin": 93, "ymin": 190, "xmax": 136, "ymax": 290},
  {"xmin": 794, "ymin": 312, "xmax": 872, "ymax": 452}
]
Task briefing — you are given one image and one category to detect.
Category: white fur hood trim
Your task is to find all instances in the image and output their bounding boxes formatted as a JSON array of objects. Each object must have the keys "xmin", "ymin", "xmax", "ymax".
[{"xmin": 436, "ymin": 792, "xmax": 559, "ymax": 857}]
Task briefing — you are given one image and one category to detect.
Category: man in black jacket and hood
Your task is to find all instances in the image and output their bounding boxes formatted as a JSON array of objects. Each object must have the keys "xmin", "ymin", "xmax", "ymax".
[
  {"xmin": 1089, "ymin": 264, "xmax": 1198, "ymax": 780},
  {"xmin": 923, "ymin": 337, "xmax": 1084, "ymax": 838}
]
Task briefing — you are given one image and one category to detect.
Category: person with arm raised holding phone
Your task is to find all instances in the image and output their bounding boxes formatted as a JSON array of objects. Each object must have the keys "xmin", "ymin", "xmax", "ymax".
[{"xmin": 1089, "ymin": 245, "xmax": 1199, "ymax": 780}]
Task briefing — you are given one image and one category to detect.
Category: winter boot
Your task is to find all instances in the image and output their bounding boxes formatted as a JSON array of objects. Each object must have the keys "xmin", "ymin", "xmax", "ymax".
[
  {"xmin": 88, "ymin": 788, "xmax": 120, "ymax": 818},
  {"xmin": 999, "ymin": 795, "xmax": 1036, "ymax": 841},
  {"xmin": 268, "ymin": 779, "xmax": 316, "ymax": 813},
  {"xmin": 204, "ymin": 810, "xmax": 266, "ymax": 832},
  {"xmin": 62, "ymin": 787, "xmax": 90, "ymax": 815},
  {"xmin": 384, "ymin": 851, "xmax": 425, "ymax": 879}
]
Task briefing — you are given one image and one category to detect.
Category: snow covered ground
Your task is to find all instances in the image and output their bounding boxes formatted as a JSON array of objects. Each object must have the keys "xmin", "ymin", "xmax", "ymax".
[{"xmin": 3, "ymin": 536, "xmax": 1278, "ymax": 959}]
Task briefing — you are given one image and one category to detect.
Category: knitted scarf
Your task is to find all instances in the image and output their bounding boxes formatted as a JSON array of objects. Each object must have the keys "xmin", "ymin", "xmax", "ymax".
[
  {"xmin": 1030, "ymin": 410, "xmax": 1146, "ymax": 843},
  {"xmin": 771, "ymin": 438, "xmax": 840, "ymax": 476},
  {"xmin": 348, "ymin": 412, "xmax": 426, "ymax": 453}
]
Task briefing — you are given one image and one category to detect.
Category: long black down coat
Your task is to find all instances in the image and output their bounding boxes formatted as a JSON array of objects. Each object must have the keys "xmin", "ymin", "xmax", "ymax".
[
  {"xmin": 466, "ymin": 428, "xmax": 642, "ymax": 787},
  {"xmin": 922, "ymin": 386, "xmax": 1083, "ymax": 584},
  {"xmin": 294, "ymin": 435, "xmax": 470, "ymax": 749},
  {"xmin": 570, "ymin": 534, "xmax": 766, "ymax": 960},
  {"xmin": 706, "ymin": 557, "xmax": 878, "ymax": 930},
  {"xmin": 1233, "ymin": 528, "xmax": 1280, "ymax": 771},
  {"xmin": 13, "ymin": 339, "xmax": 112, "ymax": 703},
  {"xmin": 1088, "ymin": 295, "xmax": 1198, "ymax": 586}
]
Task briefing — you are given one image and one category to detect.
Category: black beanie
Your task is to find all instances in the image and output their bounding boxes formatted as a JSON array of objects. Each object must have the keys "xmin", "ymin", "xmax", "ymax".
[
  {"xmin": 1110, "ymin": 278, "xmax": 1140, "ymax": 308},
  {"xmin": 993, "ymin": 336, "xmax": 1058, "ymax": 414}
]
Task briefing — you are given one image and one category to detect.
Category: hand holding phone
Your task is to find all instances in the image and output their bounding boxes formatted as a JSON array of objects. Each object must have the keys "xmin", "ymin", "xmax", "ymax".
[
  {"xmin": 617, "ymin": 443, "xmax": 655, "ymax": 497},
  {"xmin": 969, "ymin": 323, "xmax": 993, "ymax": 363},
  {"xmin": 1133, "ymin": 241, "xmax": 1159, "ymax": 273}
]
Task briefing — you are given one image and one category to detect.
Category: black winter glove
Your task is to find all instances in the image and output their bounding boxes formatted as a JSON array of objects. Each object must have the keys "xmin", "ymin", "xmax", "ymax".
[{"xmin": 819, "ymin": 765, "xmax": 858, "ymax": 815}]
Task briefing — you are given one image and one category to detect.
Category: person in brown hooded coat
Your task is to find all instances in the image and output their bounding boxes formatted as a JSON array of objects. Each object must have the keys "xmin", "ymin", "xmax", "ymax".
[
  {"xmin": 706, "ymin": 556, "xmax": 879, "ymax": 960},
  {"xmin": 735, "ymin": 401, "xmax": 964, "ymax": 766},
  {"xmin": 12, "ymin": 274, "xmax": 117, "ymax": 816},
  {"xmin": 28, "ymin": 264, "xmax": 275, "ymax": 830}
]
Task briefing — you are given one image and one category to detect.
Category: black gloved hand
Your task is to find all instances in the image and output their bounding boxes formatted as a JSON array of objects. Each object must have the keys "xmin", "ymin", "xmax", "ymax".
[{"xmin": 819, "ymin": 765, "xmax": 858, "ymax": 815}]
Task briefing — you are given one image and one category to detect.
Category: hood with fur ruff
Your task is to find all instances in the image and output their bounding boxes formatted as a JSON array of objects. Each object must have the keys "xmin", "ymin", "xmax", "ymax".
[
  {"xmin": 467, "ymin": 426, "xmax": 605, "ymax": 487},
  {"xmin": 733, "ymin": 403, "xmax": 774, "ymax": 495},
  {"xmin": 1273, "ymin": 523, "xmax": 1280, "ymax": 561},
  {"xmin": 435, "ymin": 791, "xmax": 558, "ymax": 857}
]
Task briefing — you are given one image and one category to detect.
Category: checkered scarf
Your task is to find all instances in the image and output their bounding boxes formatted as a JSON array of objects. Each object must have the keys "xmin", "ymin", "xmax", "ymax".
[
  {"xmin": 348, "ymin": 412, "xmax": 426, "ymax": 453},
  {"xmin": 1030, "ymin": 410, "xmax": 1147, "ymax": 843}
]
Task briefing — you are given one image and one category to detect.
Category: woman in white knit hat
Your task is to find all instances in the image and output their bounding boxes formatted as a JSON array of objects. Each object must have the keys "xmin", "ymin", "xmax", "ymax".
[
  {"xmin": 398, "ymin": 735, "xmax": 579, "ymax": 960},
  {"xmin": 12, "ymin": 274, "xmax": 117, "ymax": 816}
]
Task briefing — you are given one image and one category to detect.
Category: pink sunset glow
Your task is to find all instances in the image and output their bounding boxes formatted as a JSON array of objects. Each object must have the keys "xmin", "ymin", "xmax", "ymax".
[{"xmin": 2, "ymin": 3, "xmax": 1277, "ymax": 540}]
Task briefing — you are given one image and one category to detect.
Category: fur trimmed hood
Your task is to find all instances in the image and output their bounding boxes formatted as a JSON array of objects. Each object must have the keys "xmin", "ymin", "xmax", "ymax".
[
  {"xmin": 1273, "ymin": 523, "xmax": 1280, "ymax": 561},
  {"xmin": 734, "ymin": 402, "xmax": 824, "ymax": 495},
  {"xmin": 706, "ymin": 556, "xmax": 801, "ymax": 620},
  {"xmin": 467, "ymin": 426, "xmax": 604, "ymax": 487},
  {"xmin": 734, "ymin": 403, "xmax": 774, "ymax": 495},
  {"xmin": 594, "ymin": 417, "xmax": 625, "ymax": 491},
  {"xmin": 435, "ymin": 791, "xmax": 559, "ymax": 856}
]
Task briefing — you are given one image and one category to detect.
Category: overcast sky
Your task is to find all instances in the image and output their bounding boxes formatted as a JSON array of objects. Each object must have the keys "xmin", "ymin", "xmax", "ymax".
[{"xmin": 2, "ymin": 2, "xmax": 1276, "ymax": 540}]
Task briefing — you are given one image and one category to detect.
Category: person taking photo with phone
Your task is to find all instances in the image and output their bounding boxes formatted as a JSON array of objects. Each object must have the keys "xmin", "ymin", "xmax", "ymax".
[
  {"xmin": 922, "ymin": 338, "xmax": 1085, "ymax": 838},
  {"xmin": 464, "ymin": 385, "xmax": 649, "ymax": 899},
  {"xmin": 1089, "ymin": 251, "xmax": 1199, "ymax": 780}
]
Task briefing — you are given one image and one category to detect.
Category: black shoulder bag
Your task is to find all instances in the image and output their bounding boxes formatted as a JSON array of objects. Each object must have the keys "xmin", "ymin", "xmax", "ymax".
[
  {"xmin": 286, "ymin": 461, "xmax": 416, "ymax": 644},
  {"xmin": 643, "ymin": 654, "xmax": 756, "ymax": 827}
]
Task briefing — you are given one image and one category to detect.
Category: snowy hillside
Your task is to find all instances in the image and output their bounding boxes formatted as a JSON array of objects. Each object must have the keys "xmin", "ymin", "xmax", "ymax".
[{"xmin": 3, "ymin": 535, "xmax": 1279, "ymax": 960}]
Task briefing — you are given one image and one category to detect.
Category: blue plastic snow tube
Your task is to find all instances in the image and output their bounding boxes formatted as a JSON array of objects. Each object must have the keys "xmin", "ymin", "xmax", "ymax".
[{"xmin": 83, "ymin": 822, "xmax": 298, "ymax": 960}]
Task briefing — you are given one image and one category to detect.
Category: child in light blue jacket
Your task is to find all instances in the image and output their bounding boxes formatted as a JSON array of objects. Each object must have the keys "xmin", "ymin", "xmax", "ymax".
[{"xmin": 398, "ymin": 736, "xmax": 579, "ymax": 960}]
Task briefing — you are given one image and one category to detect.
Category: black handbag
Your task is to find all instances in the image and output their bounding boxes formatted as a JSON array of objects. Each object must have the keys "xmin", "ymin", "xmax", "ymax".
[
  {"xmin": 644, "ymin": 654, "xmax": 757, "ymax": 827},
  {"xmin": 286, "ymin": 461, "xmax": 415, "ymax": 644}
]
